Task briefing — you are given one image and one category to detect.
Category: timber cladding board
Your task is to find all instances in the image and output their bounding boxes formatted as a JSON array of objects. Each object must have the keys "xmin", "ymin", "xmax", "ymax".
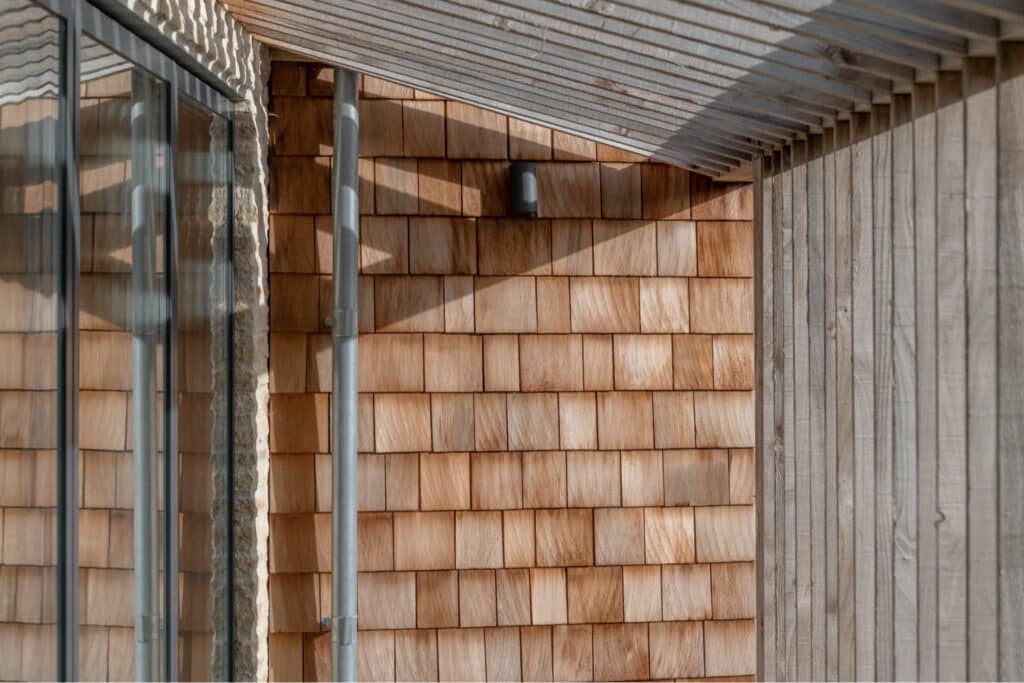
[
  {"xmin": 755, "ymin": 43, "xmax": 1024, "ymax": 683},
  {"xmin": 266, "ymin": 64, "xmax": 754, "ymax": 682}
]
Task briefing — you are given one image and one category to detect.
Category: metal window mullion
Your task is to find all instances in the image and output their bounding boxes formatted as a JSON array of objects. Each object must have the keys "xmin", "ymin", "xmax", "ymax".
[
  {"xmin": 131, "ymin": 67, "xmax": 162, "ymax": 683},
  {"xmin": 164, "ymin": 71, "xmax": 180, "ymax": 683},
  {"xmin": 57, "ymin": 1, "xmax": 81, "ymax": 679},
  {"xmin": 225, "ymin": 113, "xmax": 237, "ymax": 683}
]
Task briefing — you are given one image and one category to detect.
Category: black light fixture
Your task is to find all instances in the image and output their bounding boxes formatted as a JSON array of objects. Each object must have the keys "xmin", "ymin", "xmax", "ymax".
[{"xmin": 509, "ymin": 160, "xmax": 538, "ymax": 216}]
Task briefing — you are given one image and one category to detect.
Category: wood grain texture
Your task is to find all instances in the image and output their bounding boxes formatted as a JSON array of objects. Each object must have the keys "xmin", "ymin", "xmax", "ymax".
[
  {"xmin": 264, "ymin": 66, "xmax": 758, "ymax": 682},
  {"xmin": 757, "ymin": 54, "xmax": 1024, "ymax": 682},
  {"xmin": 998, "ymin": 41, "xmax": 1024, "ymax": 682}
]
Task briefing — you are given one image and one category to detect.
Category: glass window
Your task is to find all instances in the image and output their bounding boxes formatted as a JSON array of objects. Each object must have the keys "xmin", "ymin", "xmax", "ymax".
[
  {"xmin": 0, "ymin": 3, "xmax": 234, "ymax": 679},
  {"xmin": 77, "ymin": 36, "xmax": 167, "ymax": 682},
  {"xmin": 175, "ymin": 96, "xmax": 231, "ymax": 682},
  {"xmin": 0, "ymin": 0, "xmax": 62, "ymax": 679}
]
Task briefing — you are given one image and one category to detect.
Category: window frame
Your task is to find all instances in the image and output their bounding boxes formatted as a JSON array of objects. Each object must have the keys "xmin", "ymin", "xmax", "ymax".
[{"xmin": 16, "ymin": 0, "xmax": 239, "ymax": 679}]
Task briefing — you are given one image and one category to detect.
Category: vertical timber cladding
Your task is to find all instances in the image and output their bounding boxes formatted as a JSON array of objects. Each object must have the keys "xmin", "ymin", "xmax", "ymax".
[
  {"xmin": 265, "ymin": 62, "xmax": 758, "ymax": 681},
  {"xmin": 756, "ymin": 43, "xmax": 1024, "ymax": 681}
]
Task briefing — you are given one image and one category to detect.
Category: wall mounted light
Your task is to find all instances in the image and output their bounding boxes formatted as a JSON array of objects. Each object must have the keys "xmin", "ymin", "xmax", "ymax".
[{"xmin": 509, "ymin": 161, "xmax": 538, "ymax": 216}]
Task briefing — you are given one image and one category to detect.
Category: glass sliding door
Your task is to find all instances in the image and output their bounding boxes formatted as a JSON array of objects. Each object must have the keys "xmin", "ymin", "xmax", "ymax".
[
  {"xmin": 0, "ymin": 0, "xmax": 63, "ymax": 679},
  {"xmin": 77, "ymin": 37, "xmax": 167, "ymax": 682},
  {"xmin": 175, "ymin": 95, "xmax": 231, "ymax": 682}
]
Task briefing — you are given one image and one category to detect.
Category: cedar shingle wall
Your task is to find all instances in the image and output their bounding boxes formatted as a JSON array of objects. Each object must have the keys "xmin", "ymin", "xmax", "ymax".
[{"xmin": 267, "ymin": 63, "xmax": 755, "ymax": 682}]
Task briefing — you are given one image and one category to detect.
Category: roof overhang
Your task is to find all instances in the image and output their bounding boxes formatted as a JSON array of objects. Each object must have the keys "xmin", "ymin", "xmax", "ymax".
[{"xmin": 222, "ymin": 0, "xmax": 1023, "ymax": 178}]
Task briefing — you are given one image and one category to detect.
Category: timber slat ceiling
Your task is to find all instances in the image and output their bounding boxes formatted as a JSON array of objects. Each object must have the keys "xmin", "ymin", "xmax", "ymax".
[{"xmin": 222, "ymin": 0, "xmax": 1023, "ymax": 177}]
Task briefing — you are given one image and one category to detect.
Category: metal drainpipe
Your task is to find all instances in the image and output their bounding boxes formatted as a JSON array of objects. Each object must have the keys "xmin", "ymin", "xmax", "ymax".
[
  {"xmin": 130, "ymin": 69, "xmax": 160, "ymax": 682},
  {"xmin": 330, "ymin": 67, "xmax": 360, "ymax": 682}
]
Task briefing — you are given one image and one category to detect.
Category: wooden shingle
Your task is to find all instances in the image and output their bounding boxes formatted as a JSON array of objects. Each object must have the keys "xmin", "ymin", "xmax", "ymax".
[
  {"xmin": 375, "ymin": 394, "xmax": 431, "ymax": 453},
  {"xmin": 447, "ymin": 102, "xmax": 508, "ymax": 159},
  {"xmin": 697, "ymin": 220, "xmax": 754, "ymax": 277},
  {"xmin": 729, "ymin": 448, "xmax": 755, "ymax": 504},
  {"xmin": 690, "ymin": 176, "xmax": 753, "ymax": 220},
  {"xmin": 652, "ymin": 391, "xmax": 697, "ymax": 449},
  {"xmin": 358, "ymin": 333, "xmax": 423, "ymax": 393},
  {"xmin": 424, "ymin": 334, "xmax": 482, "ymax": 393},
  {"xmin": 622, "ymin": 565, "xmax": 661, "ymax": 622},
  {"xmin": 521, "ymin": 626, "xmax": 554, "ymax": 682},
  {"xmin": 567, "ymin": 566, "xmax": 623, "ymax": 623},
  {"xmin": 503, "ymin": 510, "xmax": 535, "ymax": 568},
  {"xmin": 594, "ymin": 508, "xmax": 644, "ymax": 565},
  {"xmin": 713, "ymin": 334, "xmax": 755, "ymax": 390},
  {"xmin": 639, "ymin": 277, "xmax": 689, "ymax": 333},
  {"xmin": 437, "ymin": 628, "xmax": 487, "ymax": 681},
  {"xmin": 357, "ymin": 512, "xmax": 394, "ymax": 571},
  {"xmin": 519, "ymin": 335, "xmax": 583, "ymax": 392},
  {"xmin": 672, "ymin": 334, "xmax": 715, "ymax": 390},
  {"xmin": 471, "ymin": 452, "xmax": 523, "ymax": 510},
  {"xmin": 553, "ymin": 624, "xmax": 593, "ymax": 682},
  {"xmin": 420, "ymin": 451, "xmax": 470, "ymax": 510},
  {"xmin": 582, "ymin": 334, "xmax": 614, "ymax": 390},
  {"xmin": 507, "ymin": 393, "xmax": 559, "ymax": 451},
  {"xmin": 393, "ymin": 511, "xmax": 455, "ymax": 570},
  {"xmin": 475, "ymin": 276, "xmax": 537, "ymax": 333},
  {"xmin": 649, "ymin": 621, "xmax": 704, "ymax": 679},
  {"xmin": 444, "ymin": 275, "xmax": 475, "ymax": 333},
  {"xmin": 620, "ymin": 450, "xmax": 664, "ymax": 507},
  {"xmin": 408, "ymin": 217, "xmax": 476, "ymax": 274},
  {"xmin": 662, "ymin": 563, "xmax": 712, "ymax": 620},
  {"xmin": 374, "ymin": 275, "xmax": 444, "ymax": 333},
  {"xmin": 711, "ymin": 562, "xmax": 756, "ymax": 619},
  {"xmin": 558, "ymin": 392, "xmax": 598, "ymax": 450},
  {"xmin": 375, "ymin": 158, "xmax": 419, "ymax": 215},
  {"xmin": 592, "ymin": 623, "xmax": 649, "ymax": 682},
  {"xmin": 462, "ymin": 161, "xmax": 510, "ymax": 217},
  {"xmin": 358, "ymin": 98, "xmax": 404, "ymax": 156},
  {"xmin": 403, "ymin": 100, "xmax": 446, "ymax": 157},
  {"xmin": 664, "ymin": 449, "xmax": 730, "ymax": 506},
  {"xmin": 417, "ymin": 570, "xmax": 459, "ymax": 628},
  {"xmin": 551, "ymin": 219, "xmax": 593, "ymax": 276},
  {"xmin": 483, "ymin": 335, "xmax": 520, "ymax": 392},
  {"xmin": 689, "ymin": 278, "xmax": 754, "ymax": 333},
  {"xmin": 477, "ymin": 218, "xmax": 551, "ymax": 275},
  {"xmin": 570, "ymin": 277, "xmax": 640, "ymax": 333},
  {"xmin": 509, "ymin": 118, "xmax": 552, "ymax": 160},
  {"xmin": 456, "ymin": 511, "xmax": 503, "ymax": 569},
  {"xmin": 566, "ymin": 451, "xmax": 620, "ymax": 507},
  {"xmin": 357, "ymin": 630, "xmax": 395, "ymax": 682},
  {"xmin": 593, "ymin": 220, "xmax": 656, "ymax": 275},
  {"xmin": 496, "ymin": 567, "xmax": 531, "ymax": 625},
  {"xmin": 596, "ymin": 392, "xmax": 653, "ymax": 450},
  {"xmin": 694, "ymin": 391, "xmax": 755, "ymax": 448},
  {"xmin": 644, "ymin": 506, "xmax": 695, "ymax": 564},
  {"xmin": 656, "ymin": 220, "xmax": 698, "ymax": 276},
  {"xmin": 535, "ymin": 509, "xmax": 593, "ymax": 567},
  {"xmin": 694, "ymin": 505, "xmax": 755, "ymax": 562},
  {"xmin": 484, "ymin": 626, "xmax": 523, "ymax": 682},
  {"xmin": 600, "ymin": 163, "xmax": 642, "ymax": 219},
  {"xmin": 522, "ymin": 450, "xmax": 567, "ymax": 508},
  {"xmin": 360, "ymin": 216, "xmax": 408, "ymax": 274},
  {"xmin": 418, "ymin": 160, "xmax": 463, "ymax": 216},
  {"xmin": 531, "ymin": 568, "xmax": 568, "ymax": 625},
  {"xmin": 552, "ymin": 132, "xmax": 596, "ymax": 161},
  {"xmin": 395, "ymin": 629, "xmax": 438, "ymax": 682},
  {"xmin": 537, "ymin": 163, "xmax": 601, "ymax": 217},
  {"xmin": 431, "ymin": 394, "xmax": 475, "ymax": 452},
  {"xmin": 613, "ymin": 334, "xmax": 673, "ymax": 390},
  {"xmin": 704, "ymin": 619, "xmax": 756, "ymax": 677},
  {"xmin": 536, "ymin": 276, "xmax": 571, "ymax": 333},
  {"xmin": 474, "ymin": 393, "xmax": 508, "ymax": 451},
  {"xmin": 357, "ymin": 572, "xmax": 416, "ymax": 630},
  {"xmin": 459, "ymin": 569, "xmax": 497, "ymax": 627},
  {"xmin": 641, "ymin": 164, "xmax": 690, "ymax": 219}
]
